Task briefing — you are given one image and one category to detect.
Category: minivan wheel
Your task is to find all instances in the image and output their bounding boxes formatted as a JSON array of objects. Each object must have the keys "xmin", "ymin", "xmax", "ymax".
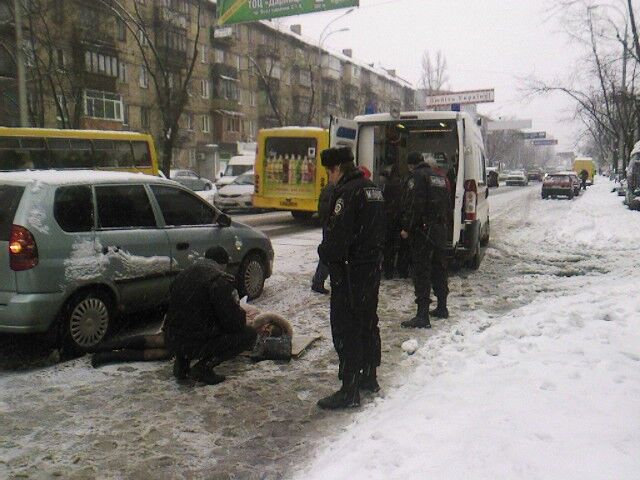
[
  {"xmin": 238, "ymin": 253, "xmax": 266, "ymax": 300},
  {"xmin": 62, "ymin": 291, "xmax": 113, "ymax": 353}
]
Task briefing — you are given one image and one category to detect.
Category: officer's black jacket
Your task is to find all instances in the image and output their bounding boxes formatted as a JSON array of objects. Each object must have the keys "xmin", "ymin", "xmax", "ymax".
[
  {"xmin": 317, "ymin": 183, "xmax": 335, "ymax": 224},
  {"xmin": 164, "ymin": 259, "xmax": 246, "ymax": 339},
  {"xmin": 318, "ymin": 169, "xmax": 386, "ymax": 265},
  {"xmin": 400, "ymin": 163, "xmax": 452, "ymax": 247}
]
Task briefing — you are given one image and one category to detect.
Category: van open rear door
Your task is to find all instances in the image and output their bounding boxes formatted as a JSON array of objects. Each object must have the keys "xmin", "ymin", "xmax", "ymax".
[
  {"xmin": 329, "ymin": 116, "xmax": 358, "ymax": 153},
  {"xmin": 452, "ymin": 117, "xmax": 465, "ymax": 246}
]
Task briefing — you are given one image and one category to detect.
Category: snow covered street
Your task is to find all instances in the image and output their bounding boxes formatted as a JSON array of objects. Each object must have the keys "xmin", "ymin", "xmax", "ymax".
[
  {"xmin": 295, "ymin": 178, "xmax": 640, "ymax": 480},
  {"xmin": 0, "ymin": 178, "xmax": 638, "ymax": 479}
]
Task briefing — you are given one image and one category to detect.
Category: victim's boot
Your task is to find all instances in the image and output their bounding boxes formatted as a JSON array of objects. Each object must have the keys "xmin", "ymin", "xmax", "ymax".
[
  {"xmin": 173, "ymin": 354, "xmax": 191, "ymax": 380},
  {"xmin": 401, "ymin": 303, "xmax": 431, "ymax": 329},
  {"xmin": 317, "ymin": 370, "xmax": 361, "ymax": 410},
  {"xmin": 190, "ymin": 359, "xmax": 226, "ymax": 385},
  {"xmin": 87, "ymin": 335, "xmax": 147, "ymax": 353},
  {"xmin": 360, "ymin": 366, "xmax": 380, "ymax": 393},
  {"xmin": 430, "ymin": 297, "xmax": 449, "ymax": 319}
]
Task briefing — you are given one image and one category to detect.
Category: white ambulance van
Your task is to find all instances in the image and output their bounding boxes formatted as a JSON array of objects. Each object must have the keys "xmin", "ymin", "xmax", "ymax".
[{"xmin": 330, "ymin": 111, "xmax": 490, "ymax": 269}]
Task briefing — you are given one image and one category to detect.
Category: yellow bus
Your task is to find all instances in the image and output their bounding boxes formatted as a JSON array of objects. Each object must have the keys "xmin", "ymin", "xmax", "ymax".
[
  {"xmin": 253, "ymin": 127, "xmax": 329, "ymax": 219},
  {"xmin": 573, "ymin": 157, "xmax": 596, "ymax": 185},
  {"xmin": 0, "ymin": 128, "xmax": 159, "ymax": 176}
]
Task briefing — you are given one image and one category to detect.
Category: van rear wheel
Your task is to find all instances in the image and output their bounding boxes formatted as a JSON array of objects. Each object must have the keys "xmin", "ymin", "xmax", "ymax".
[{"xmin": 60, "ymin": 290, "xmax": 114, "ymax": 354}]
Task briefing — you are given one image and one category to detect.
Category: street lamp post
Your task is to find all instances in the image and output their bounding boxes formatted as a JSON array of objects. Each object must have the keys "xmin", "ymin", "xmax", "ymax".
[
  {"xmin": 317, "ymin": 8, "xmax": 354, "ymax": 127},
  {"xmin": 14, "ymin": 0, "xmax": 28, "ymax": 127}
]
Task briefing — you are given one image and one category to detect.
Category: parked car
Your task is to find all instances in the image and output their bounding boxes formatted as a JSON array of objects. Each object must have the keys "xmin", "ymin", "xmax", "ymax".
[
  {"xmin": 0, "ymin": 170, "xmax": 273, "ymax": 352},
  {"xmin": 170, "ymin": 169, "xmax": 215, "ymax": 192},
  {"xmin": 505, "ymin": 170, "xmax": 529, "ymax": 186},
  {"xmin": 556, "ymin": 171, "xmax": 581, "ymax": 196},
  {"xmin": 214, "ymin": 171, "xmax": 255, "ymax": 212},
  {"xmin": 487, "ymin": 167, "xmax": 500, "ymax": 187},
  {"xmin": 541, "ymin": 173, "xmax": 574, "ymax": 199}
]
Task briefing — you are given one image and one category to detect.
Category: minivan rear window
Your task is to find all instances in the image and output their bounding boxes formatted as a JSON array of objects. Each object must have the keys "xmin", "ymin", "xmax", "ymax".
[{"xmin": 0, "ymin": 185, "xmax": 24, "ymax": 241}]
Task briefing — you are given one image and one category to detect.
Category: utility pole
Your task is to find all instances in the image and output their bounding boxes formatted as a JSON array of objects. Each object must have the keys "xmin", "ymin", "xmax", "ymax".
[{"xmin": 14, "ymin": 0, "xmax": 28, "ymax": 127}]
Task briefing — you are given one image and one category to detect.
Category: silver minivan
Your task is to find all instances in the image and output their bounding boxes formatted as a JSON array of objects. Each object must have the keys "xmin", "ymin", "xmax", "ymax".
[{"xmin": 0, "ymin": 170, "xmax": 273, "ymax": 352}]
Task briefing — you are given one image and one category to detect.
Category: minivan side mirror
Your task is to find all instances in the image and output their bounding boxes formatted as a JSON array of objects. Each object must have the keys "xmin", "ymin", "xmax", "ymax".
[{"xmin": 217, "ymin": 212, "xmax": 231, "ymax": 227}]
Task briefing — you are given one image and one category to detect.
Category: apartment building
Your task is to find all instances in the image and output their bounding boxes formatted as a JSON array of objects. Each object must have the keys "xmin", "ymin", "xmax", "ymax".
[{"xmin": 0, "ymin": 0, "xmax": 415, "ymax": 173}]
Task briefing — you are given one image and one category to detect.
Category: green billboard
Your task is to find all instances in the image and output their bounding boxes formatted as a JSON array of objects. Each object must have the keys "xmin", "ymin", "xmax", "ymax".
[{"xmin": 217, "ymin": 0, "xmax": 359, "ymax": 26}]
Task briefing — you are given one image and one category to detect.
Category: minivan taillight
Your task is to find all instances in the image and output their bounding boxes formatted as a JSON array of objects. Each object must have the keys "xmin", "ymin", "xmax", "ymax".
[
  {"xmin": 464, "ymin": 179, "xmax": 477, "ymax": 221},
  {"xmin": 9, "ymin": 225, "xmax": 38, "ymax": 271}
]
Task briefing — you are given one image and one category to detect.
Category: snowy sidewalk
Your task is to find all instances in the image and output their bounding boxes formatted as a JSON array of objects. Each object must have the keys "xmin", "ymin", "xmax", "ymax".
[{"xmin": 296, "ymin": 178, "xmax": 640, "ymax": 480}]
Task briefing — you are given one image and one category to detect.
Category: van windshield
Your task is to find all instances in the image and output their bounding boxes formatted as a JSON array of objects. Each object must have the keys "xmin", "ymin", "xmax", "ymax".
[
  {"xmin": 224, "ymin": 164, "xmax": 252, "ymax": 177},
  {"xmin": 0, "ymin": 185, "xmax": 25, "ymax": 241}
]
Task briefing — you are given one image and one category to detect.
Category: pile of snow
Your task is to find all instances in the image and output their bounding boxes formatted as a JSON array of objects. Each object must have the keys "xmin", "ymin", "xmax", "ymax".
[{"xmin": 296, "ymin": 178, "xmax": 640, "ymax": 479}]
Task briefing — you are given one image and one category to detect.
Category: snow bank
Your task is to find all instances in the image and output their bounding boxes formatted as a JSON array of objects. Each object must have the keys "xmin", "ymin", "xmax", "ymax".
[{"xmin": 297, "ymin": 179, "xmax": 640, "ymax": 480}]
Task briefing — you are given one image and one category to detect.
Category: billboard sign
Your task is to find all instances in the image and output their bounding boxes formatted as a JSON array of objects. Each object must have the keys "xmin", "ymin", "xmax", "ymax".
[
  {"xmin": 522, "ymin": 131, "xmax": 546, "ymax": 140},
  {"xmin": 532, "ymin": 139, "xmax": 558, "ymax": 146},
  {"xmin": 425, "ymin": 89, "xmax": 495, "ymax": 107},
  {"xmin": 217, "ymin": 0, "xmax": 359, "ymax": 26}
]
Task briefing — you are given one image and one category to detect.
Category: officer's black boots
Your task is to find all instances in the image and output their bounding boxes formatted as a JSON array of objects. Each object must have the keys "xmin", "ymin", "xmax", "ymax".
[
  {"xmin": 173, "ymin": 354, "xmax": 191, "ymax": 380},
  {"xmin": 430, "ymin": 298, "xmax": 449, "ymax": 319},
  {"xmin": 190, "ymin": 360, "xmax": 225, "ymax": 385},
  {"xmin": 318, "ymin": 372, "xmax": 361, "ymax": 410},
  {"xmin": 360, "ymin": 366, "xmax": 380, "ymax": 393},
  {"xmin": 401, "ymin": 304, "xmax": 432, "ymax": 329}
]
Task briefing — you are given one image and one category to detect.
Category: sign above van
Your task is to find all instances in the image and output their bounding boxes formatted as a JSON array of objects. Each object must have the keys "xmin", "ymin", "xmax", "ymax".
[
  {"xmin": 425, "ymin": 89, "xmax": 495, "ymax": 107},
  {"xmin": 532, "ymin": 139, "xmax": 558, "ymax": 146},
  {"xmin": 217, "ymin": 0, "xmax": 359, "ymax": 26}
]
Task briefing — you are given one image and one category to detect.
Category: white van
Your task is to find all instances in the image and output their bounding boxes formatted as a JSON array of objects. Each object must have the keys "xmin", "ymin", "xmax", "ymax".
[
  {"xmin": 216, "ymin": 154, "xmax": 255, "ymax": 188},
  {"xmin": 331, "ymin": 111, "xmax": 490, "ymax": 269}
]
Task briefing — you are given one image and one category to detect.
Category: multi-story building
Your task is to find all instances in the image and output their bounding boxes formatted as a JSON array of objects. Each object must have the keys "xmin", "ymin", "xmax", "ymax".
[{"xmin": 0, "ymin": 0, "xmax": 416, "ymax": 174}]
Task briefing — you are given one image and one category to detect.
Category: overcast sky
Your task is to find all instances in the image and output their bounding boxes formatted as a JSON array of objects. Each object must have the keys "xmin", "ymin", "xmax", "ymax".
[{"xmin": 276, "ymin": 0, "xmax": 586, "ymax": 152}]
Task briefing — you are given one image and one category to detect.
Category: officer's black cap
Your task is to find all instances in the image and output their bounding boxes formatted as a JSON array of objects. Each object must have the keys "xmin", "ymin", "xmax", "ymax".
[
  {"xmin": 321, "ymin": 147, "xmax": 354, "ymax": 168},
  {"xmin": 407, "ymin": 152, "xmax": 423, "ymax": 165}
]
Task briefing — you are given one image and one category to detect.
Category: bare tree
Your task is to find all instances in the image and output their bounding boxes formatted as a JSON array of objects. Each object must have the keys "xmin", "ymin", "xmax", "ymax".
[
  {"xmin": 98, "ymin": 0, "xmax": 204, "ymax": 176},
  {"xmin": 419, "ymin": 50, "xmax": 448, "ymax": 94}
]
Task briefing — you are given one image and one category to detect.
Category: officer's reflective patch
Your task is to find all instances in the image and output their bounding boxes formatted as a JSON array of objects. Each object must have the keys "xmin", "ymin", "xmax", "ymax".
[
  {"xmin": 364, "ymin": 188, "xmax": 384, "ymax": 202},
  {"xmin": 334, "ymin": 197, "xmax": 345, "ymax": 215},
  {"xmin": 407, "ymin": 178, "xmax": 415, "ymax": 190},
  {"xmin": 431, "ymin": 176, "xmax": 447, "ymax": 188}
]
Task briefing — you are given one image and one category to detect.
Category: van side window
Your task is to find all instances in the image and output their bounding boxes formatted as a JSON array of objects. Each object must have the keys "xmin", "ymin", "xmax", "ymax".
[
  {"xmin": 150, "ymin": 185, "xmax": 216, "ymax": 226},
  {"xmin": 54, "ymin": 186, "xmax": 94, "ymax": 232},
  {"xmin": 480, "ymin": 152, "xmax": 487, "ymax": 185},
  {"xmin": 95, "ymin": 185, "xmax": 157, "ymax": 228},
  {"xmin": 132, "ymin": 141, "xmax": 151, "ymax": 167},
  {"xmin": 48, "ymin": 138, "xmax": 93, "ymax": 169}
]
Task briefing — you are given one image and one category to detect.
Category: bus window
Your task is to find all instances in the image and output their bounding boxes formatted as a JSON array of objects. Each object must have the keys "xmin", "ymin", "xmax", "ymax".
[
  {"xmin": 132, "ymin": 141, "xmax": 151, "ymax": 167},
  {"xmin": 0, "ymin": 137, "xmax": 22, "ymax": 170},
  {"xmin": 93, "ymin": 139, "xmax": 117, "ymax": 167},
  {"xmin": 48, "ymin": 138, "xmax": 93, "ymax": 168},
  {"xmin": 17, "ymin": 137, "xmax": 47, "ymax": 168},
  {"xmin": 115, "ymin": 141, "xmax": 134, "ymax": 167}
]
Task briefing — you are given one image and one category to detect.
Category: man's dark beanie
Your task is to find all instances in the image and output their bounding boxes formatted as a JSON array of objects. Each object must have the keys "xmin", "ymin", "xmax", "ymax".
[
  {"xmin": 407, "ymin": 152, "xmax": 423, "ymax": 165},
  {"xmin": 205, "ymin": 246, "xmax": 229, "ymax": 264},
  {"xmin": 321, "ymin": 147, "xmax": 354, "ymax": 168}
]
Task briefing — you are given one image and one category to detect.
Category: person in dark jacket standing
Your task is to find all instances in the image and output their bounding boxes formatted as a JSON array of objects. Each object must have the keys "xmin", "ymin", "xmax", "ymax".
[
  {"xmin": 400, "ymin": 152, "xmax": 451, "ymax": 328},
  {"xmin": 317, "ymin": 147, "xmax": 385, "ymax": 410},
  {"xmin": 163, "ymin": 247, "xmax": 257, "ymax": 385},
  {"xmin": 311, "ymin": 182, "xmax": 334, "ymax": 294}
]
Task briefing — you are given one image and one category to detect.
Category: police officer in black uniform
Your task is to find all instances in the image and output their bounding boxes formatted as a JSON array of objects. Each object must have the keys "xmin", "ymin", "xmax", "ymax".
[
  {"xmin": 400, "ymin": 152, "xmax": 451, "ymax": 328},
  {"xmin": 317, "ymin": 147, "xmax": 386, "ymax": 410}
]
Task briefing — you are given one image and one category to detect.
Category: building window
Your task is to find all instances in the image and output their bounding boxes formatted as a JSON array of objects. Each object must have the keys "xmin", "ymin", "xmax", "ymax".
[
  {"xmin": 84, "ymin": 90, "xmax": 123, "ymax": 122},
  {"xmin": 200, "ymin": 44, "xmax": 207, "ymax": 63},
  {"xmin": 189, "ymin": 148, "xmax": 197, "ymax": 166},
  {"xmin": 123, "ymin": 104, "xmax": 130, "ymax": 126},
  {"xmin": 55, "ymin": 94, "xmax": 69, "ymax": 126},
  {"xmin": 141, "ymin": 106, "xmax": 150, "ymax": 129},
  {"xmin": 118, "ymin": 61, "xmax": 128, "ymax": 82},
  {"xmin": 299, "ymin": 69, "xmax": 311, "ymax": 87},
  {"xmin": 55, "ymin": 49, "xmax": 65, "ymax": 69},
  {"xmin": 116, "ymin": 17, "xmax": 127, "ymax": 42},
  {"xmin": 201, "ymin": 114, "xmax": 210, "ymax": 133},
  {"xmin": 182, "ymin": 112, "xmax": 194, "ymax": 131},
  {"xmin": 250, "ymin": 91, "xmax": 256, "ymax": 107},
  {"xmin": 138, "ymin": 29, "xmax": 148, "ymax": 47},
  {"xmin": 139, "ymin": 65, "xmax": 149, "ymax": 88},
  {"xmin": 201, "ymin": 79, "xmax": 210, "ymax": 99},
  {"xmin": 214, "ymin": 48, "xmax": 224, "ymax": 63},
  {"xmin": 225, "ymin": 116, "xmax": 240, "ymax": 133},
  {"xmin": 85, "ymin": 50, "xmax": 119, "ymax": 78}
]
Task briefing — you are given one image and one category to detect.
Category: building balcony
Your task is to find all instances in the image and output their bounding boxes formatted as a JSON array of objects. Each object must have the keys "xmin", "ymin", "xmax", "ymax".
[
  {"xmin": 74, "ymin": 25, "xmax": 116, "ymax": 48},
  {"xmin": 154, "ymin": 5, "xmax": 189, "ymax": 30},
  {"xmin": 157, "ymin": 46, "xmax": 188, "ymax": 69},
  {"xmin": 211, "ymin": 97, "xmax": 240, "ymax": 111},
  {"xmin": 211, "ymin": 63, "xmax": 238, "ymax": 80},
  {"xmin": 256, "ymin": 44, "xmax": 280, "ymax": 59},
  {"xmin": 210, "ymin": 26, "xmax": 237, "ymax": 45}
]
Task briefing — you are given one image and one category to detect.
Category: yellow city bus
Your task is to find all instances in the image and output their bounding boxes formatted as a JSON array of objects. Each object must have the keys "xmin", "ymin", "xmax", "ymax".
[
  {"xmin": 253, "ymin": 127, "xmax": 329, "ymax": 219},
  {"xmin": 573, "ymin": 157, "xmax": 596, "ymax": 185},
  {"xmin": 0, "ymin": 128, "xmax": 159, "ymax": 176}
]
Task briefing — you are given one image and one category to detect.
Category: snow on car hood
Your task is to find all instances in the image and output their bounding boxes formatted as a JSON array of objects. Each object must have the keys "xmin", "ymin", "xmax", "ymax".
[{"xmin": 217, "ymin": 183, "xmax": 253, "ymax": 196}]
